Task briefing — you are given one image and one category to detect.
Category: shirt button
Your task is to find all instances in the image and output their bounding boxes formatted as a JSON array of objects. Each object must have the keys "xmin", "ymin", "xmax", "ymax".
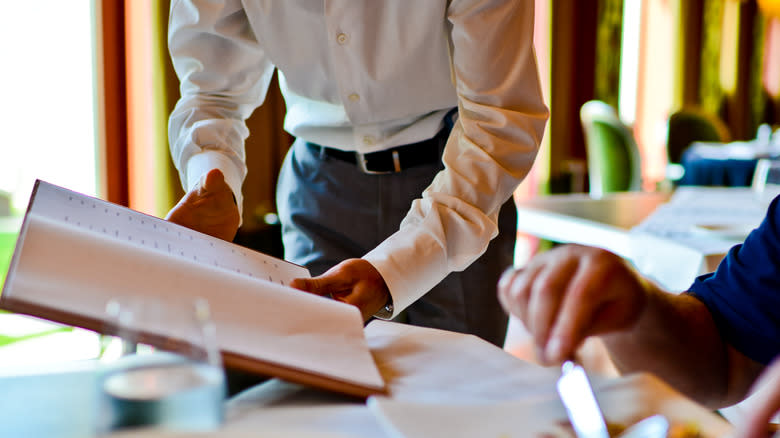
[
  {"xmin": 348, "ymin": 93, "xmax": 360, "ymax": 102},
  {"xmin": 336, "ymin": 33, "xmax": 349, "ymax": 45},
  {"xmin": 362, "ymin": 135, "xmax": 376, "ymax": 146}
]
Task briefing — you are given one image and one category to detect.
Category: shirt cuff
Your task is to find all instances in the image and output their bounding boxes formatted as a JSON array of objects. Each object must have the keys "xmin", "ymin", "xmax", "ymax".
[
  {"xmin": 362, "ymin": 226, "xmax": 449, "ymax": 318},
  {"xmin": 185, "ymin": 150, "xmax": 245, "ymax": 222}
]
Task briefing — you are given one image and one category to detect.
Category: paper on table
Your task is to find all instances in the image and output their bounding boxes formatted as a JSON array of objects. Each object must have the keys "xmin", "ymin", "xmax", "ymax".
[
  {"xmin": 628, "ymin": 187, "xmax": 770, "ymax": 290},
  {"xmin": 364, "ymin": 320, "xmax": 561, "ymax": 403},
  {"xmin": 368, "ymin": 373, "xmax": 732, "ymax": 438},
  {"xmin": 1, "ymin": 180, "xmax": 385, "ymax": 397},
  {"xmin": 631, "ymin": 187, "xmax": 765, "ymax": 256},
  {"xmin": 219, "ymin": 321, "xmax": 562, "ymax": 437}
]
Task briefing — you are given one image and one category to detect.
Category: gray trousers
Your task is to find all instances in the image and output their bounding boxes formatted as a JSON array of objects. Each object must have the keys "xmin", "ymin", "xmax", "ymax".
[{"xmin": 276, "ymin": 137, "xmax": 515, "ymax": 347}]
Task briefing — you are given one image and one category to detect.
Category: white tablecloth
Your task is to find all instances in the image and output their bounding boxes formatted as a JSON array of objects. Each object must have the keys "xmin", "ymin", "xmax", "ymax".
[{"xmin": 107, "ymin": 321, "xmax": 730, "ymax": 437}]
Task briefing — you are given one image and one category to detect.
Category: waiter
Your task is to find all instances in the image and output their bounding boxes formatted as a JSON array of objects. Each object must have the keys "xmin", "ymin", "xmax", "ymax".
[{"xmin": 165, "ymin": 0, "xmax": 548, "ymax": 347}]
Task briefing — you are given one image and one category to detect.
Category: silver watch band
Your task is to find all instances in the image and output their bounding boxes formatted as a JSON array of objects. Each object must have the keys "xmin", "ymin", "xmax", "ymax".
[{"xmin": 373, "ymin": 295, "xmax": 394, "ymax": 320}]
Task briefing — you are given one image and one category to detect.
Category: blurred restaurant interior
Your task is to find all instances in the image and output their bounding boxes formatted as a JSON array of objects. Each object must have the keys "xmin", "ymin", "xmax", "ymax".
[
  {"xmin": 1, "ymin": 0, "xmax": 780, "ymax": 391},
  {"xmin": 2, "ymin": 1, "xmax": 780, "ymax": 435}
]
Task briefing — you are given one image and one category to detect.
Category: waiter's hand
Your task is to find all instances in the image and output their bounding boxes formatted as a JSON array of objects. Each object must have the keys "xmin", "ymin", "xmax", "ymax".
[
  {"xmin": 290, "ymin": 259, "xmax": 390, "ymax": 321},
  {"xmin": 497, "ymin": 244, "xmax": 649, "ymax": 365},
  {"xmin": 166, "ymin": 168, "xmax": 240, "ymax": 242}
]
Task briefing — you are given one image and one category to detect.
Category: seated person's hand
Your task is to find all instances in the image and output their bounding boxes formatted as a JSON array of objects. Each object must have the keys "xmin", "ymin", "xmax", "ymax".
[
  {"xmin": 165, "ymin": 168, "xmax": 240, "ymax": 242},
  {"xmin": 497, "ymin": 244, "xmax": 652, "ymax": 365},
  {"xmin": 290, "ymin": 259, "xmax": 390, "ymax": 321},
  {"xmin": 733, "ymin": 357, "xmax": 780, "ymax": 438}
]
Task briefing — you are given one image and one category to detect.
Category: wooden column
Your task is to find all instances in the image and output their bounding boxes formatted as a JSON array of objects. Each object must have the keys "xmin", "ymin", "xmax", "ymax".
[
  {"xmin": 724, "ymin": 0, "xmax": 759, "ymax": 139},
  {"xmin": 676, "ymin": 0, "xmax": 705, "ymax": 107},
  {"xmin": 95, "ymin": 0, "xmax": 129, "ymax": 206},
  {"xmin": 548, "ymin": 2, "xmax": 598, "ymax": 192}
]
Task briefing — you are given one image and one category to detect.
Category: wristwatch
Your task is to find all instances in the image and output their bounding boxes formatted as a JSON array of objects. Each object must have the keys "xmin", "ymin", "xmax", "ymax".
[{"xmin": 373, "ymin": 294, "xmax": 394, "ymax": 320}]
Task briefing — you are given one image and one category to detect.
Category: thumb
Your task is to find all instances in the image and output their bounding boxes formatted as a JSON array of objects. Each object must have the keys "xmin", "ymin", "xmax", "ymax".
[
  {"xmin": 201, "ymin": 169, "xmax": 226, "ymax": 193},
  {"xmin": 290, "ymin": 274, "xmax": 352, "ymax": 296}
]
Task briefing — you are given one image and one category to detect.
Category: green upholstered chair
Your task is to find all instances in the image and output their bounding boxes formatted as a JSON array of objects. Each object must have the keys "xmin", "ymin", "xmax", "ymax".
[{"xmin": 580, "ymin": 100, "xmax": 642, "ymax": 197}]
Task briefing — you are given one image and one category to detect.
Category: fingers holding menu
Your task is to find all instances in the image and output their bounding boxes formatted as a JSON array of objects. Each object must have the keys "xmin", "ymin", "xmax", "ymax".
[
  {"xmin": 291, "ymin": 258, "xmax": 391, "ymax": 322},
  {"xmin": 166, "ymin": 169, "xmax": 240, "ymax": 242}
]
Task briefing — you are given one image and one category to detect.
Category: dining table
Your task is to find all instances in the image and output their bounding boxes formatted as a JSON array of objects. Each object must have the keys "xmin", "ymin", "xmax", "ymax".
[
  {"xmin": 514, "ymin": 186, "xmax": 774, "ymax": 292},
  {"xmin": 0, "ymin": 319, "xmax": 733, "ymax": 437},
  {"xmin": 3, "ymin": 183, "xmax": 775, "ymax": 437},
  {"xmin": 678, "ymin": 140, "xmax": 780, "ymax": 187}
]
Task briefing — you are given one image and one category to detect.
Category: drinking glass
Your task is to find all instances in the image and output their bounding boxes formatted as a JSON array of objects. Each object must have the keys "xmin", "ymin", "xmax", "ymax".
[{"xmin": 96, "ymin": 296, "xmax": 226, "ymax": 434}]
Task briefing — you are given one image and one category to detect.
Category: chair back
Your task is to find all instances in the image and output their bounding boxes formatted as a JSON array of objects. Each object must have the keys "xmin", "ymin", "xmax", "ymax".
[
  {"xmin": 667, "ymin": 107, "xmax": 730, "ymax": 164},
  {"xmin": 580, "ymin": 100, "xmax": 642, "ymax": 197},
  {"xmin": 752, "ymin": 158, "xmax": 780, "ymax": 199}
]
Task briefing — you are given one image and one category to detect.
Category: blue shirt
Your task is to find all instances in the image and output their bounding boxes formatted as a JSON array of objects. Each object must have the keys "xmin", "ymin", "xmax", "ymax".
[{"xmin": 689, "ymin": 195, "xmax": 780, "ymax": 365}]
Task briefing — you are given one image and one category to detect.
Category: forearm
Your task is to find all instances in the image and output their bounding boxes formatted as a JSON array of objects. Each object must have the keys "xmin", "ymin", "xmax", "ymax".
[
  {"xmin": 367, "ymin": 0, "xmax": 548, "ymax": 310},
  {"xmin": 603, "ymin": 288, "xmax": 757, "ymax": 407},
  {"xmin": 168, "ymin": 0, "xmax": 274, "ymax": 202}
]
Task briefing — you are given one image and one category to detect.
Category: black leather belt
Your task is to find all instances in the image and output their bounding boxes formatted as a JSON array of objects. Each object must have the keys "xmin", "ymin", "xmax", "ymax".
[{"xmin": 310, "ymin": 134, "xmax": 444, "ymax": 174}]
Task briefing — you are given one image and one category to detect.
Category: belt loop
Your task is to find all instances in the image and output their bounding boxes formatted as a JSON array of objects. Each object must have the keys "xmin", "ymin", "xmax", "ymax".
[
  {"xmin": 392, "ymin": 150, "xmax": 401, "ymax": 172},
  {"xmin": 317, "ymin": 143, "xmax": 327, "ymax": 159}
]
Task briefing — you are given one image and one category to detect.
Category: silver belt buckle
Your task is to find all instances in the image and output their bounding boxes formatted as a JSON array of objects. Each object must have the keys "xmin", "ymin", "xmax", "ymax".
[{"xmin": 356, "ymin": 150, "xmax": 401, "ymax": 174}]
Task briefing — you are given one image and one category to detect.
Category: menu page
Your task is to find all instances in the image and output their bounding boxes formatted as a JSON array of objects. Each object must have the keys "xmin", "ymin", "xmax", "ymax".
[{"xmin": 27, "ymin": 180, "xmax": 308, "ymax": 285}]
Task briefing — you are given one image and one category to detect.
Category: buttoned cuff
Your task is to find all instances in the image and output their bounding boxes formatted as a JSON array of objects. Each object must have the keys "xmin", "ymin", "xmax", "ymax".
[
  {"xmin": 185, "ymin": 150, "xmax": 245, "ymax": 224},
  {"xmin": 362, "ymin": 227, "xmax": 449, "ymax": 319}
]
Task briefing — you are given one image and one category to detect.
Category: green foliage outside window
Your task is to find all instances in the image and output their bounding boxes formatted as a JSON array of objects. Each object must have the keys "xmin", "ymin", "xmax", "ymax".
[
  {"xmin": 595, "ymin": 0, "xmax": 624, "ymax": 110},
  {"xmin": 700, "ymin": 0, "xmax": 725, "ymax": 116}
]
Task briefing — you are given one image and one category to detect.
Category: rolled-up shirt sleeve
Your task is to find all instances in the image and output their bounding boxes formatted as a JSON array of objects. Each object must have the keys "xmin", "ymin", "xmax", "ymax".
[
  {"xmin": 168, "ymin": 0, "xmax": 276, "ymax": 214},
  {"xmin": 688, "ymin": 195, "xmax": 780, "ymax": 365},
  {"xmin": 363, "ymin": 0, "xmax": 549, "ymax": 315}
]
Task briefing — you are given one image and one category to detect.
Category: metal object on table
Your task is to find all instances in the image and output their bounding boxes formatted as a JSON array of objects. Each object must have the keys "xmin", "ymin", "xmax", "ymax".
[
  {"xmin": 556, "ymin": 360, "xmax": 610, "ymax": 438},
  {"xmin": 557, "ymin": 361, "xmax": 670, "ymax": 438}
]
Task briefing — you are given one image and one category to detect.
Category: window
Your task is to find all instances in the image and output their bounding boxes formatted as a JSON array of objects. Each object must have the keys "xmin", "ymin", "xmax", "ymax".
[
  {"xmin": 0, "ymin": 0, "xmax": 101, "ymax": 365},
  {"xmin": 0, "ymin": 1, "xmax": 98, "ymax": 208}
]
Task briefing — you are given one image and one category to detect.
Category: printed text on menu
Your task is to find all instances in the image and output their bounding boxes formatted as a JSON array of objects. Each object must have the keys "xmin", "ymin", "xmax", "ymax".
[{"xmin": 29, "ymin": 181, "xmax": 309, "ymax": 285}]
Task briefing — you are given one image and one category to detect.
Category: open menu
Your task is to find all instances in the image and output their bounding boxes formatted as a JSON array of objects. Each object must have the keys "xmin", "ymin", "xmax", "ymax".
[{"xmin": 0, "ymin": 180, "xmax": 386, "ymax": 398}]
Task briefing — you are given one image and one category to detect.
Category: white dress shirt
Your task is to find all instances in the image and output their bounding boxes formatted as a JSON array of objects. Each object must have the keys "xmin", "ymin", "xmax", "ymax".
[{"xmin": 168, "ymin": 0, "xmax": 549, "ymax": 317}]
